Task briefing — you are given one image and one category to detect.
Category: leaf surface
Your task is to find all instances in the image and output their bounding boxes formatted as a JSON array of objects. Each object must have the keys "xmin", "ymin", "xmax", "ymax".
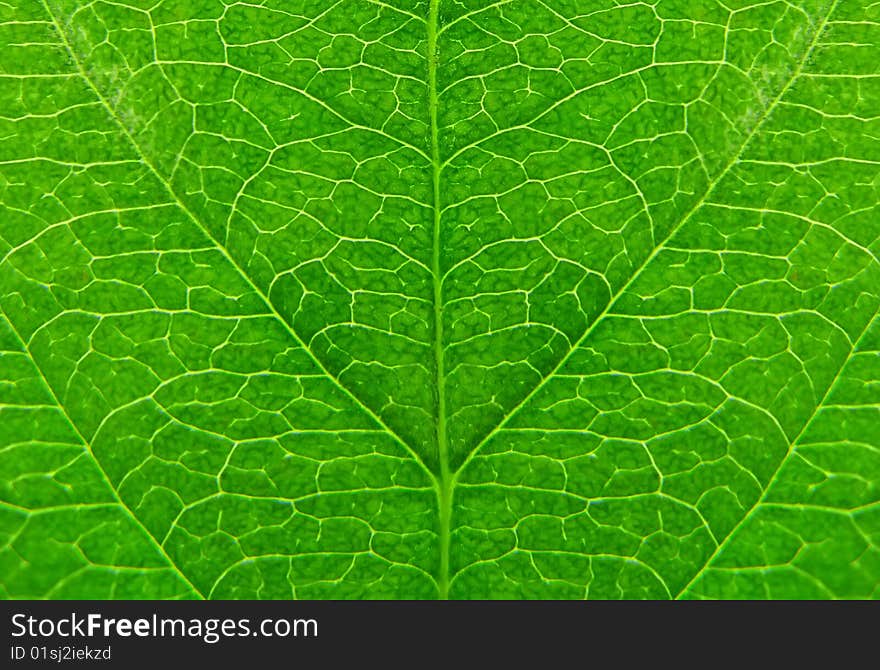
[{"xmin": 1, "ymin": 0, "xmax": 878, "ymax": 598}]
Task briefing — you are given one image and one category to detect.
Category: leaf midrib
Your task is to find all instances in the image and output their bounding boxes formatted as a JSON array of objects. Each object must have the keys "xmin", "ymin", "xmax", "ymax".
[{"xmin": 427, "ymin": 0, "xmax": 453, "ymax": 600}]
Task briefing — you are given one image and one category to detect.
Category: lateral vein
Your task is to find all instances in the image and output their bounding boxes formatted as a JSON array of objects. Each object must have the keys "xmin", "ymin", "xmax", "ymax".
[
  {"xmin": 676, "ymin": 303, "xmax": 880, "ymax": 599},
  {"xmin": 0, "ymin": 311, "xmax": 205, "ymax": 600},
  {"xmin": 38, "ymin": 0, "xmax": 434, "ymax": 484},
  {"xmin": 454, "ymin": 0, "xmax": 844, "ymax": 480}
]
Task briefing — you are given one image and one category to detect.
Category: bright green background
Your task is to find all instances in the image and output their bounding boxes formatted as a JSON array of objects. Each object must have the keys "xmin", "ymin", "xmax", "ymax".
[{"xmin": 1, "ymin": 0, "xmax": 878, "ymax": 599}]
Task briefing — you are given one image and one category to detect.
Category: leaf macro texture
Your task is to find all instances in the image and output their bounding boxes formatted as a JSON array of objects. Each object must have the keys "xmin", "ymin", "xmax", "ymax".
[{"xmin": 1, "ymin": 0, "xmax": 879, "ymax": 600}]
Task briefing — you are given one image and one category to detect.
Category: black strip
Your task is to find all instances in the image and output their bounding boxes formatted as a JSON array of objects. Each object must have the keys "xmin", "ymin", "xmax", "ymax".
[{"xmin": 1, "ymin": 600, "xmax": 874, "ymax": 667}]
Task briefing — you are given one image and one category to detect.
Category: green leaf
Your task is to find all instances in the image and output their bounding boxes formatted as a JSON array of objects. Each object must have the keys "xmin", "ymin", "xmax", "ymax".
[{"xmin": 1, "ymin": 0, "xmax": 878, "ymax": 599}]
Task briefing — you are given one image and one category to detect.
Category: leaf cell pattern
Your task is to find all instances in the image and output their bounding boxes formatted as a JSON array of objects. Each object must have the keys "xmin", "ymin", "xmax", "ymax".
[{"xmin": 0, "ymin": 0, "xmax": 878, "ymax": 599}]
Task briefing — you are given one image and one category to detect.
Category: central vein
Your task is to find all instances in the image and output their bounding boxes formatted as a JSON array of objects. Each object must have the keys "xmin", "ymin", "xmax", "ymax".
[{"xmin": 427, "ymin": 0, "xmax": 452, "ymax": 600}]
